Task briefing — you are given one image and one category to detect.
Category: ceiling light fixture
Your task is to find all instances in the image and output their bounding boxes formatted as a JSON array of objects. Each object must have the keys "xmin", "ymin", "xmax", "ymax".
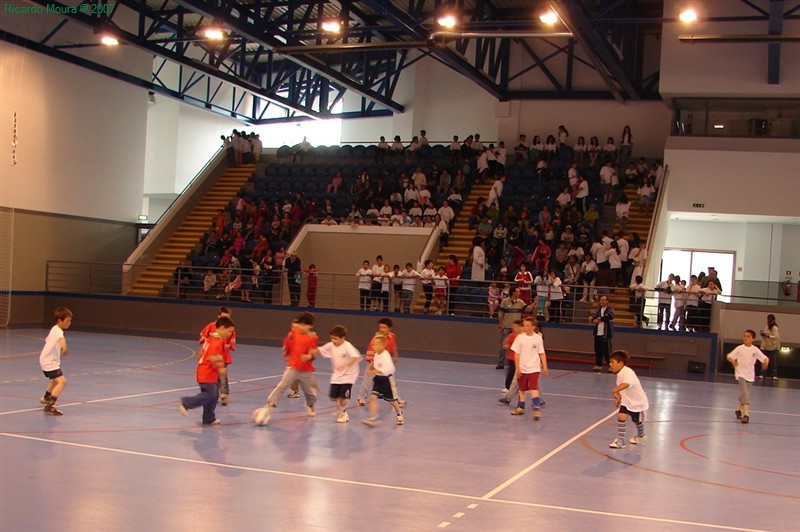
[
  {"xmin": 321, "ymin": 20, "xmax": 341, "ymax": 33},
  {"xmin": 539, "ymin": 11, "xmax": 558, "ymax": 25},
  {"xmin": 679, "ymin": 8, "xmax": 698, "ymax": 24},
  {"xmin": 203, "ymin": 27, "xmax": 225, "ymax": 40},
  {"xmin": 713, "ymin": 124, "xmax": 725, "ymax": 129},
  {"xmin": 437, "ymin": 14, "xmax": 457, "ymax": 29},
  {"xmin": 100, "ymin": 35, "xmax": 119, "ymax": 46}
]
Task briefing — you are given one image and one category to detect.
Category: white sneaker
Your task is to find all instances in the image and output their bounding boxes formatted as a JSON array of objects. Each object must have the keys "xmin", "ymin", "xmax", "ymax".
[
  {"xmin": 306, "ymin": 405, "xmax": 316, "ymax": 417},
  {"xmin": 501, "ymin": 388, "xmax": 509, "ymax": 394},
  {"xmin": 396, "ymin": 414, "xmax": 405, "ymax": 425},
  {"xmin": 356, "ymin": 398, "xmax": 366, "ymax": 406},
  {"xmin": 336, "ymin": 412, "xmax": 349, "ymax": 423},
  {"xmin": 362, "ymin": 417, "xmax": 378, "ymax": 427},
  {"xmin": 288, "ymin": 391, "xmax": 301, "ymax": 398},
  {"xmin": 630, "ymin": 435, "xmax": 647, "ymax": 444},
  {"xmin": 178, "ymin": 402, "xmax": 188, "ymax": 416},
  {"xmin": 609, "ymin": 439, "xmax": 626, "ymax": 449}
]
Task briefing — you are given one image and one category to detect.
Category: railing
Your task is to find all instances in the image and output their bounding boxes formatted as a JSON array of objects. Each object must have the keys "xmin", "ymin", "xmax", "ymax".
[{"xmin": 49, "ymin": 261, "xmax": 800, "ymax": 326}]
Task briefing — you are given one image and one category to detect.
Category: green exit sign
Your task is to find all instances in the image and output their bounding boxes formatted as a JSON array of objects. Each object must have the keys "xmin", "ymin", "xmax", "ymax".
[{"xmin": 692, "ymin": 203, "xmax": 705, "ymax": 208}]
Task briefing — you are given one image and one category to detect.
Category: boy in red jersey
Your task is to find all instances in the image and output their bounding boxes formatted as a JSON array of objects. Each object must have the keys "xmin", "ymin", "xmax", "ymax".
[
  {"xmin": 259, "ymin": 312, "xmax": 319, "ymax": 425},
  {"xmin": 179, "ymin": 316, "xmax": 235, "ymax": 425},
  {"xmin": 199, "ymin": 306, "xmax": 237, "ymax": 405}
]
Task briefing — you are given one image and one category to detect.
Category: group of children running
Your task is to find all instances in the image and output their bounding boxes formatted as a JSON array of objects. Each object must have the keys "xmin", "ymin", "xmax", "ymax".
[
  {"xmin": 37, "ymin": 306, "xmax": 771, "ymax": 445},
  {"xmin": 179, "ymin": 307, "xmax": 406, "ymax": 427}
]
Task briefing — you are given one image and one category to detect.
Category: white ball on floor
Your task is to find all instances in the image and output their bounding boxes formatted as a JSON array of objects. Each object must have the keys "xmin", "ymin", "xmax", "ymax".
[{"xmin": 252, "ymin": 407, "xmax": 270, "ymax": 426}]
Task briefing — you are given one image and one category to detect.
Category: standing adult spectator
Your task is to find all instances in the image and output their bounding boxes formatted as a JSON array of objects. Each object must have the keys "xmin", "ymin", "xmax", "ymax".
[
  {"xmin": 758, "ymin": 314, "xmax": 780, "ymax": 380},
  {"xmin": 470, "ymin": 236, "xmax": 486, "ymax": 283},
  {"xmin": 590, "ymin": 295, "xmax": 615, "ymax": 372},
  {"xmin": 292, "ymin": 137, "xmax": 312, "ymax": 163},
  {"xmin": 497, "ymin": 287, "xmax": 531, "ymax": 369},
  {"xmin": 284, "ymin": 251, "xmax": 302, "ymax": 306},
  {"xmin": 486, "ymin": 175, "xmax": 506, "ymax": 210},
  {"xmin": 654, "ymin": 274, "xmax": 676, "ymax": 330},
  {"xmin": 252, "ymin": 134, "xmax": 263, "ymax": 163},
  {"xmin": 619, "ymin": 125, "xmax": 633, "ymax": 168},
  {"xmin": 575, "ymin": 174, "xmax": 589, "ymax": 214},
  {"xmin": 221, "ymin": 134, "xmax": 234, "ymax": 165}
]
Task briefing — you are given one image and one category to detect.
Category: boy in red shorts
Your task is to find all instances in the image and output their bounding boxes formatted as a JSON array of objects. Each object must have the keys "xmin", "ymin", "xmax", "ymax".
[
  {"xmin": 510, "ymin": 317, "xmax": 548, "ymax": 419},
  {"xmin": 199, "ymin": 306, "xmax": 237, "ymax": 405},
  {"xmin": 179, "ymin": 316, "xmax": 235, "ymax": 425}
]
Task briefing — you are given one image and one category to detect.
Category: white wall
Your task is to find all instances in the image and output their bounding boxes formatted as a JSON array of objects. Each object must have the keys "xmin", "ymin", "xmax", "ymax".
[
  {"xmin": 664, "ymin": 220, "xmax": 790, "ymax": 282},
  {"xmin": 518, "ymin": 100, "xmax": 671, "ymax": 159},
  {"xmin": 0, "ymin": 42, "xmax": 149, "ymax": 222},
  {"xmin": 661, "ymin": 0, "xmax": 800, "ymax": 98},
  {"xmin": 664, "ymin": 137, "xmax": 800, "ymax": 218}
]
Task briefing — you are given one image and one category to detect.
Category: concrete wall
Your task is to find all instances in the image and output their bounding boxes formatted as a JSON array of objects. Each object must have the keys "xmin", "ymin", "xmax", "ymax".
[
  {"xmin": 11, "ymin": 293, "xmax": 716, "ymax": 374},
  {"xmin": 661, "ymin": 0, "xmax": 800, "ymax": 98},
  {"xmin": 0, "ymin": 42, "xmax": 149, "ymax": 222},
  {"xmin": 10, "ymin": 211, "xmax": 136, "ymax": 291}
]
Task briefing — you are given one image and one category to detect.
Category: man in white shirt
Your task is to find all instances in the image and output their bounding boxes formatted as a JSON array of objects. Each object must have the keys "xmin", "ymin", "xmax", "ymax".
[{"xmin": 438, "ymin": 200, "xmax": 455, "ymax": 228}]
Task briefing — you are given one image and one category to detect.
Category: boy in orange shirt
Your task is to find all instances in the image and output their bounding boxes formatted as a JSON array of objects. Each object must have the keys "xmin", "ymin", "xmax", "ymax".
[
  {"xmin": 259, "ymin": 312, "xmax": 319, "ymax": 425},
  {"xmin": 199, "ymin": 306, "xmax": 237, "ymax": 405},
  {"xmin": 179, "ymin": 316, "xmax": 235, "ymax": 425}
]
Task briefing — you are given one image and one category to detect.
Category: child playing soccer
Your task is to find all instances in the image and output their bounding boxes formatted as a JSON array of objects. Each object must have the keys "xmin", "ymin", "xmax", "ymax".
[
  {"xmin": 199, "ymin": 306, "xmax": 237, "ymax": 405},
  {"xmin": 726, "ymin": 330, "xmax": 769, "ymax": 424},
  {"xmin": 510, "ymin": 317, "xmax": 548, "ymax": 419},
  {"xmin": 362, "ymin": 335, "xmax": 405, "ymax": 426},
  {"xmin": 608, "ymin": 350, "xmax": 649, "ymax": 448},
  {"xmin": 179, "ymin": 316, "xmax": 235, "ymax": 425},
  {"xmin": 258, "ymin": 312, "xmax": 319, "ymax": 425},
  {"xmin": 318, "ymin": 325, "xmax": 362, "ymax": 423},
  {"xmin": 39, "ymin": 307, "xmax": 73, "ymax": 415},
  {"xmin": 356, "ymin": 317, "xmax": 401, "ymax": 406}
]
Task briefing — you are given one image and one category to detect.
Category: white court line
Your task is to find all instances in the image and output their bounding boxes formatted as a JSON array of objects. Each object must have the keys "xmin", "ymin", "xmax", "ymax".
[
  {"xmin": 481, "ymin": 409, "xmax": 618, "ymax": 500},
  {"xmin": 0, "ymin": 374, "xmax": 285, "ymax": 416},
  {"xmin": 0, "ymin": 432, "xmax": 768, "ymax": 532}
]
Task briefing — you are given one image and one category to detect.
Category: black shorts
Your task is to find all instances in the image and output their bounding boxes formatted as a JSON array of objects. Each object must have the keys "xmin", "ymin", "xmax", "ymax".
[
  {"xmin": 43, "ymin": 369, "xmax": 63, "ymax": 379},
  {"xmin": 371, "ymin": 375, "xmax": 396, "ymax": 401},
  {"xmin": 619, "ymin": 405, "xmax": 643, "ymax": 424},
  {"xmin": 329, "ymin": 383, "xmax": 353, "ymax": 400}
]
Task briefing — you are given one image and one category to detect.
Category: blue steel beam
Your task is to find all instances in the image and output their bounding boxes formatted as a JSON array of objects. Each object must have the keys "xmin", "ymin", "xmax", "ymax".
[{"xmin": 768, "ymin": 0, "xmax": 784, "ymax": 84}]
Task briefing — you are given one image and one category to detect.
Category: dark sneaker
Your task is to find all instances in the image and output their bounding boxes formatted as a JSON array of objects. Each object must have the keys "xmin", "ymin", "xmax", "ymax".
[
  {"xmin": 44, "ymin": 405, "xmax": 63, "ymax": 416},
  {"xmin": 741, "ymin": 415, "xmax": 749, "ymax": 424},
  {"xmin": 735, "ymin": 409, "xmax": 742, "ymax": 420},
  {"xmin": 40, "ymin": 396, "xmax": 49, "ymax": 405}
]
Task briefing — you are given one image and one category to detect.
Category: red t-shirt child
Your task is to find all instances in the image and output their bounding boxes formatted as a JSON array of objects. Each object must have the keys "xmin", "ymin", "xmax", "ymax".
[
  {"xmin": 197, "ymin": 334, "xmax": 227, "ymax": 383},
  {"xmin": 365, "ymin": 332, "xmax": 397, "ymax": 363},
  {"xmin": 283, "ymin": 328, "xmax": 318, "ymax": 372},
  {"xmin": 504, "ymin": 331, "xmax": 518, "ymax": 363},
  {"xmin": 200, "ymin": 322, "xmax": 236, "ymax": 364}
]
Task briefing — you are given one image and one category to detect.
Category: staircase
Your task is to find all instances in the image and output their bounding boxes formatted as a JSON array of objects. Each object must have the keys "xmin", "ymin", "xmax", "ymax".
[
  {"xmin": 412, "ymin": 181, "xmax": 492, "ymax": 312},
  {"xmin": 588, "ymin": 180, "xmax": 656, "ymax": 327},
  {"xmin": 128, "ymin": 164, "xmax": 256, "ymax": 295}
]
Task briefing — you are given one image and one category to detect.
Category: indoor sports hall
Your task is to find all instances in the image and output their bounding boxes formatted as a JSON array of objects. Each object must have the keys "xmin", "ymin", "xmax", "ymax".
[{"xmin": 1, "ymin": 326, "xmax": 797, "ymax": 531}]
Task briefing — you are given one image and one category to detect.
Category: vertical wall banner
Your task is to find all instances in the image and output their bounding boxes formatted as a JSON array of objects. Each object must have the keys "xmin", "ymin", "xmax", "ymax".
[{"xmin": 11, "ymin": 112, "xmax": 18, "ymax": 166}]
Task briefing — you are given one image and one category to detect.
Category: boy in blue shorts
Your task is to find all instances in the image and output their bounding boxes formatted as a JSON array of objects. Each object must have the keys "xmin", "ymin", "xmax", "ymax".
[
  {"xmin": 179, "ymin": 316, "xmax": 235, "ymax": 425},
  {"xmin": 363, "ymin": 335, "xmax": 404, "ymax": 426},
  {"xmin": 609, "ymin": 350, "xmax": 649, "ymax": 448},
  {"xmin": 318, "ymin": 325, "xmax": 362, "ymax": 423},
  {"xmin": 39, "ymin": 307, "xmax": 73, "ymax": 415},
  {"xmin": 510, "ymin": 317, "xmax": 548, "ymax": 419}
]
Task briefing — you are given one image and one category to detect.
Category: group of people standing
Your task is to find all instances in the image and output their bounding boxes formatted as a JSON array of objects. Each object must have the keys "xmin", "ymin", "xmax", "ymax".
[{"xmin": 221, "ymin": 129, "xmax": 262, "ymax": 166}]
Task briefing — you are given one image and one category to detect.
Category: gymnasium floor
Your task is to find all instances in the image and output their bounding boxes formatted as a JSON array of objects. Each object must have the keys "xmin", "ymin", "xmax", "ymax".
[{"xmin": 1, "ymin": 328, "xmax": 797, "ymax": 532}]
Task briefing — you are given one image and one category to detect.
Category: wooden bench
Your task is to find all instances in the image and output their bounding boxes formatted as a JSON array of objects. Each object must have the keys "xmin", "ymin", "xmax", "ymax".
[{"xmin": 546, "ymin": 349, "xmax": 665, "ymax": 370}]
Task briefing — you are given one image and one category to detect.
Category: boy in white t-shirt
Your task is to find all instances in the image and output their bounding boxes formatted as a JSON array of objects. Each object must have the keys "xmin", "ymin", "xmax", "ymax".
[
  {"xmin": 609, "ymin": 350, "xmax": 649, "ymax": 448},
  {"xmin": 317, "ymin": 325, "xmax": 362, "ymax": 423},
  {"xmin": 510, "ymin": 317, "xmax": 548, "ymax": 419},
  {"xmin": 39, "ymin": 307, "xmax": 73, "ymax": 415},
  {"xmin": 726, "ymin": 330, "xmax": 769, "ymax": 424},
  {"xmin": 362, "ymin": 335, "xmax": 404, "ymax": 426}
]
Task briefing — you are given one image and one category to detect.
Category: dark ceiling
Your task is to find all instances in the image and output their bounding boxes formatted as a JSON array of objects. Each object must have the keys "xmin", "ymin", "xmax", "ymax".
[{"xmin": 0, "ymin": 0, "xmax": 794, "ymax": 123}]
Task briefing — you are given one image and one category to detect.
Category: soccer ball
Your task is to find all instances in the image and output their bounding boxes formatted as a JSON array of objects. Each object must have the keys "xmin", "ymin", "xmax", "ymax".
[{"xmin": 252, "ymin": 407, "xmax": 271, "ymax": 426}]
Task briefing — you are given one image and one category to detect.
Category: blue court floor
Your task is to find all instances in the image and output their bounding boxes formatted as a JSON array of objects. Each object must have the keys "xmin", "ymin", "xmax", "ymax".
[{"xmin": 1, "ymin": 328, "xmax": 798, "ymax": 531}]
